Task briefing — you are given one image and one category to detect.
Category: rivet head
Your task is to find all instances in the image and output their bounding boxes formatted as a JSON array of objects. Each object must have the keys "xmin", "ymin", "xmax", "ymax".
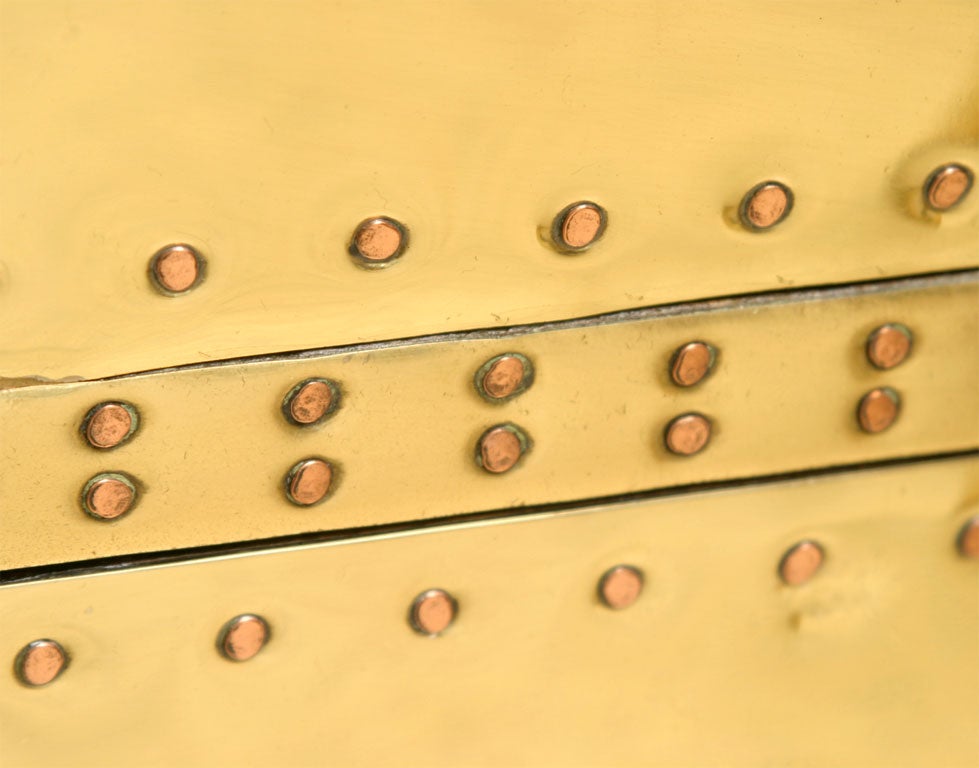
[
  {"xmin": 957, "ymin": 516, "xmax": 979, "ymax": 559},
  {"xmin": 149, "ymin": 244, "xmax": 204, "ymax": 295},
  {"xmin": 779, "ymin": 540, "xmax": 825, "ymax": 586},
  {"xmin": 866, "ymin": 324, "xmax": 912, "ymax": 370},
  {"xmin": 475, "ymin": 353, "xmax": 534, "ymax": 402},
  {"xmin": 551, "ymin": 201, "xmax": 607, "ymax": 252},
  {"xmin": 14, "ymin": 640, "xmax": 68, "ymax": 687},
  {"xmin": 81, "ymin": 472, "xmax": 137, "ymax": 520},
  {"xmin": 739, "ymin": 181, "xmax": 793, "ymax": 231},
  {"xmin": 670, "ymin": 341, "xmax": 716, "ymax": 387},
  {"xmin": 924, "ymin": 163, "xmax": 973, "ymax": 212},
  {"xmin": 218, "ymin": 614, "xmax": 270, "ymax": 662},
  {"xmin": 476, "ymin": 423, "xmax": 530, "ymax": 474},
  {"xmin": 409, "ymin": 589, "xmax": 457, "ymax": 636},
  {"xmin": 664, "ymin": 413, "xmax": 712, "ymax": 456},
  {"xmin": 282, "ymin": 379, "xmax": 340, "ymax": 426},
  {"xmin": 81, "ymin": 401, "xmax": 139, "ymax": 449},
  {"xmin": 349, "ymin": 217, "xmax": 407, "ymax": 268},
  {"xmin": 598, "ymin": 565, "xmax": 644, "ymax": 610},
  {"xmin": 857, "ymin": 387, "xmax": 900, "ymax": 433},
  {"xmin": 284, "ymin": 458, "xmax": 335, "ymax": 506}
]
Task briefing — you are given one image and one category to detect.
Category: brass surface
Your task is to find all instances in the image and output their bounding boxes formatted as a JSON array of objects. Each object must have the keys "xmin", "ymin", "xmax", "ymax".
[
  {"xmin": 865, "ymin": 323, "xmax": 912, "ymax": 370},
  {"xmin": 2, "ymin": 274, "xmax": 977, "ymax": 570},
  {"xmin": 664, "ymin": 413, "xmax": 712, "ymax": 456},
  {"xmin": 1, "ymin": 1, "xmax": 977, "ymax": 380},
  {"xmin": 1, "ymin": 457, "xmax": 975, "ymax": 767}
]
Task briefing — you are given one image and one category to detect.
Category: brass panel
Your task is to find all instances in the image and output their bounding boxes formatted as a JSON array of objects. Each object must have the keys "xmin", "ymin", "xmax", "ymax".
[
  {"xmin": 1, "ymin": 273, "xmax": 976, "ymax": 570},
  {"xmin": 1, "ymin": 458, "xmax": 976, "ymax": 767},
  {"xmin": 0, "ymin": 0, "xmax": 977, "ymax": 380}
]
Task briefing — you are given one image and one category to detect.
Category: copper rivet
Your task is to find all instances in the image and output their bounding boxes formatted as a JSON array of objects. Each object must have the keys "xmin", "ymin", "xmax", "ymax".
[
  {"xmin": 866, "ymin": 324, "xmax": 913, "ymax": 370},
  {"xmin": 552, "ymin": 201, "xmax": 607, "ymax": 252},
  {"xmin": 957, "ymin": 516, "xmax": 979, "ymax": 559},
  {"xmin": 350, "ymin": 217, "xmax": 407, "ymax": 267},
  {"xmin": 409, "ymin": 589, "xmax": 457, "ymax": 637},
  {"xmin": 670, "ymin": 341, "xmax": 716, "ymax": 387},
  {"xmin": 15, "ymin": 640, "xmax": 68, "ymax": 687},
  {"xmin": 82, "ymin": 473, "xmax": 137, "ymax": 520},
  {"xmin": 282, "ymin": 379, "xmax": 339, "ymax": 426},
  {"xmin": 218, "ymin": 614, "xmax": 270, "ymax": 662},
  {"xmin": 149, "ymin": 244, "xmax": 203, "ymax": 294},
  {"xmin": 598, "ymin": 565, "xmax": 644, "ymax": 610},
  {"xmin": 475, "ymin": 353, "xmax": 533, "ymax": 402},
  {"xmin": 664, "ymin": 413, "xmax": 712, "ymax": 456},
  {"xmin": 779, "ymin": 540, "xmax": 825, "ymax": 586},
  {"xmin": 81, "ymin": 401, "xmax": 138, "ymax": 449},
  {"xmin": 739, "ymin": 181, "xmax": 793, "ymax": 231},
  {"xmin": 924, "ymin": 164, "xmax": 974, "ymax": 212},
  {"xmin": 477, "ymin": 424, "xmax": 529, "ymax": 474},
  {"xmin": 285, "ymin": 458, "xmax": 334, "ymax": 506},
  {"xmin": 857, "ymin": 387, "xmax": 900, "ymax": 434}
]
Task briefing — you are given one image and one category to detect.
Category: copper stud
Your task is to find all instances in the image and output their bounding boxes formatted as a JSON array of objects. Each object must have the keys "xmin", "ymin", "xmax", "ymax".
[
  {"xmin": 282, "ymin": 378, "xmax": 340, "ymax": 426},
  {"xmin": 284, "ymin": 458, "xmax": 335, "ymax": 506},
  {"xmin": 218, "ymin": 614, "xmax": 270, "ymax": 662},
  {"xmin": 409, "ymin": 589, "xmax": 458, "ymax": 637},
  {"xmin": 598, "ymin": 565, "xmax": 644, "ymax": 610},
  {"xmin": 349, "ymin": 217, "xmax": 407, "ymax": 267},
  {"xmin": 149, "ymin": 244, "xmax": 204, "ymax": 294},
  {"xmin": 551, "ymin": 201, "xmax": 607, "ymax": 252},
  {"xmin": 669, "ymin": 341, "xmax": 716, "ymax": 387},
  {"xmin": 739, "ymin": 181, "xmax": 793, "ymax": 231},
  {"xmin": 81, "ymin": 472, "xmax": 137, "ymax": 520},
  {"xmin": 866, "ymin": 324, "xmax": 913, "ymax": 370},
  {"xmin": 475, "ymin": 353, "xmax": 534, "ymax": 402},
  {"xmin": 664, "ymin": 413, "xmax": 711, "ymax": 456},
  {"xmin": 476, "ymin": 423, "xmax": 530, "ymax": 474},
  {"xmin": 779, "ymin": 540, "xmax": 825, "ymax": 586},
  {"xmin": 14, "ymin": 640, "xmax": 68, "ymax": 687},
  {"xmin": 924, "ymin": 164, "xmax": 974, "ymax": 212},
  {"xmin": 81, "ymin": 401, "xmax": 138, "ymax": 449},
  {"xmin": 857, "ymin": 387, "xmax": 900, "ymax": 434},
  {"xmin": 956, "ymin": 516, "xmax": 979, "ymax": 559}
]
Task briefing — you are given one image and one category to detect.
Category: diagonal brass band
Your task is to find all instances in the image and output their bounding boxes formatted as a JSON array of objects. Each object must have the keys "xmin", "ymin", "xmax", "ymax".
[{"xmin": 1, "ymin": 272, "xmax": 976, "ymax": 570}]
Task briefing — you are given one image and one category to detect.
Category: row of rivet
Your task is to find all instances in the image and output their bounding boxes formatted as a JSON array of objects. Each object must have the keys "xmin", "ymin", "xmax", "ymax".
[
  {"xmin": 144, "ymin": 164, "xmax": 974, "ymax": 294},
  {"xmin": 75, "ymin": 322, "xmax": 916, "ymax": 518},
  {"xmin": 13, "ymin": 518, "xmax": 979, "ymax": 687}
]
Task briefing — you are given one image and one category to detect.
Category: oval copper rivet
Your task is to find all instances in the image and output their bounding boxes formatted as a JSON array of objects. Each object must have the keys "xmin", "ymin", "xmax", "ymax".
[
  {"xmin": 15, "ymin": 640, "xmax": 68, "ymax": 687},
  {"xmin": 218, "ymin": 614, "xmax": 270, "ymax": 662},
  {"xmin": 282, "ymin": 379, "xmax": 339, "ymax": 426},
  {"xmin": 739, "ymin": 181, "xmax": 793, "ymax": 231},
  {"xmin": 476, "ymin": 424, "xmax": 529, "ymax": 474},
  {"xmin": 551, "ymin": 201, "xmax": 607, "ymax": 252},
  {"xmin": 924, "ymin": 163, "xmax": 974, "ymax": 212},
  {"xmin": 598, "ymin": 565, "xmax": 644, "ymax": 610},
  {"xmin": 664, "ymin": 413, "xmax": 712, "ymax": 456},
  {"xmin": 284, "ymin": 458, "xmax": 335, "ymax": 506},
  {"xmin": 149, "ymin": 244, "xmax": 204, "ymax": 294},
  {"xmin": 670, "ymin": 341, "xmax": 716, "ymax": 387},
  {"xmin": 779, "ymin": 540, "xmax": 825, "ymax": 586},
  {"xmin": 957, "ymin": 516, "xmax": 979, "ymax": 559},
  {"xmin": 409, "ymin": 589, "xmax": 458, "ymax": 637},
  {"xmin": 475, "ymin": 353, "xmax": 534, "ymax": 402},
  {"xmin": 81, "ymin": 401, "xmax": 138, "ymax": 449},
  {"xmin": 82, "ymin": 473, "xmax": 137, "ymax": 520},
  {"xmin": 349, "ymin": 217, "xmax": 407, "ymax": 267},
  {"xmin": 866, "ymin": 324, "xmax": 912, "ymax": 370},
  {"xmin": 857, "ymin": 387, "xmax": 900, "ymax": 434}
]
